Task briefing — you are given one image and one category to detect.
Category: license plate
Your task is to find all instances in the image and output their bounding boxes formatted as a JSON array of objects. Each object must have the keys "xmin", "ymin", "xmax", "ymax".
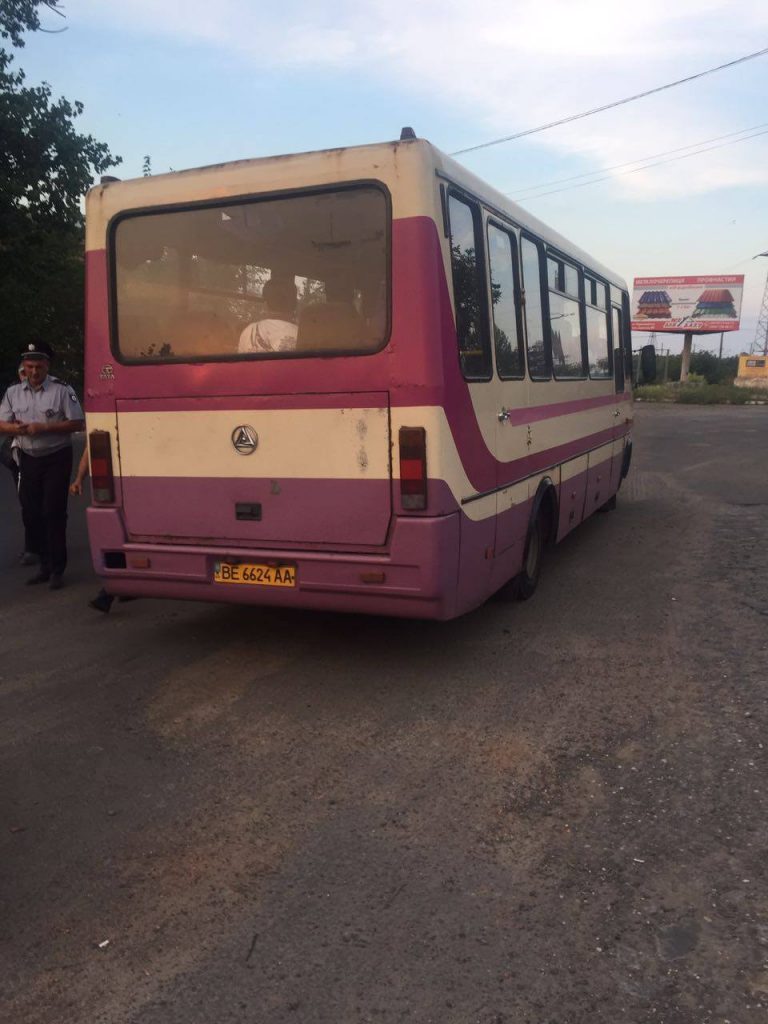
[{"xmin": 213, "ymin": 562, "xmax": 296, "ymax": 587}]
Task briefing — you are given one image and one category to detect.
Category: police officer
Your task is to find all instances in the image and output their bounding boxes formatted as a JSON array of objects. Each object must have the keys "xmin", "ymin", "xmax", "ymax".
[{"xmin": 0, "ymin": 341, "xmax": 84, "ymax": 589}]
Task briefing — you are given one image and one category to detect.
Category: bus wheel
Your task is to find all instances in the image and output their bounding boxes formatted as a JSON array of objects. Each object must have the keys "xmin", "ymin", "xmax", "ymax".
[
  {"xmin": 514, "ymin": 512, "xmax": 543, "ymax": 600},
  {"xmin": 494, "ymin": 512, "xmax": 544, "ymax": 603}
]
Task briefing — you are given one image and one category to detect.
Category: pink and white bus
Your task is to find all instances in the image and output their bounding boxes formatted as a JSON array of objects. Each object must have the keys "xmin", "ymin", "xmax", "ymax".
[{"xmin": 84, "ymin": 134, "xmax": 633, "ymax": 620}]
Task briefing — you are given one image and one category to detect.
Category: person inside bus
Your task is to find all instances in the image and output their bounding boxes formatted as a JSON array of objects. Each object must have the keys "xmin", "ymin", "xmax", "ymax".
[
  {"xmin": 238, "ymin": 276, "xmax": 298, "ymax": 353},
  {"xmin": 296, "ymin": 274, "xmax": 364, "ymax": 350}
]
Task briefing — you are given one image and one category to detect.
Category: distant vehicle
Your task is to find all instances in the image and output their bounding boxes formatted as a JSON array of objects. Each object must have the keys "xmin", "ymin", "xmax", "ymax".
[{"xmin": 83, "ymin": 134, "xmax": 633, "ymax": 620}]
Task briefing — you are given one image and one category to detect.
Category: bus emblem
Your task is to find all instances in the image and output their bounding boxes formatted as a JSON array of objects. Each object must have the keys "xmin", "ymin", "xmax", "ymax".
[{"xmin": 231, "ymin": 425, "xmax": 258, "ymax": 454}]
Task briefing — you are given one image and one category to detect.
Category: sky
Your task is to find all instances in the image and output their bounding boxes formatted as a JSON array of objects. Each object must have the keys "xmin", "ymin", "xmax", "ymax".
[{"xmin": 14, "ymin": 0, "xmax": 768, "ymax": 355}]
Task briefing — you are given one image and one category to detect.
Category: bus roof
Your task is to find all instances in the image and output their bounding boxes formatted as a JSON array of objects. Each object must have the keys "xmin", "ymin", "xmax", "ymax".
[
  {"xmin": 428, "ymin": 144, "xmax": 626, "ymax": 290},
  {"xmin": 86, "ymin": 136, "xmax": 626, "ymax": 289}
]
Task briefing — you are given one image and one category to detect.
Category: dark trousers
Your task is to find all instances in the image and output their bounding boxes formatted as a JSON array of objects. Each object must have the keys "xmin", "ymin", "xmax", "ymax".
[
  {"xmin": 1, "ymin": 439, "xmax": 19, "ymax": 486},
  {"xmin": 19, "ymin": 447, "xmax": 73, "ymax": 575},
  {"xmin": 21, "ymin": 496, "xmax": 39, "ymax": 555}
]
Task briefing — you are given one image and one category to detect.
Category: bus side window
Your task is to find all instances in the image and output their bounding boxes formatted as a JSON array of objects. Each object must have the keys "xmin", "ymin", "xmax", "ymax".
[
  {"xmin": 586, "ymin": 277, "xmax": 611, "ymax": 379},
  {"xmin": 487, "ymin": 223, "xmax": 525, "ymax": 379},
  {"xmin": 521, "ymin": 235, "xmax": 550, "ymax": 380},
  {"xmin": 621, "ymin": 290, "xmax": 633, "ymax": 382},
  {"xmin": 547, "ymin": 255, "xmax": 586, "ymax": 379},
  {"xmin": 447, "ymin": 193, "xmax": 491, "ymax": 380},
  {"xmin": 612, "ymin": 305, "xmax": 625, "ymax": 392}
]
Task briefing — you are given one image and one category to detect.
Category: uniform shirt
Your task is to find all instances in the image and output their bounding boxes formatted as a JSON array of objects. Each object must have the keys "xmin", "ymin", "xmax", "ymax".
[{"xmin": 0, "ymin": 376, "xmax": 84, "ymax": 457}]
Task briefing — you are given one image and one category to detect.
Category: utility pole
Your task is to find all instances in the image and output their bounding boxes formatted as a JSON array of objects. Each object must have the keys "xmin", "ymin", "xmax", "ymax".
[
  {"xmin": 754, "ymin": 252, "xmax": 768, "ymax": 356},
  {"xmin": 718, "ymin": 332, "xmax": 724, "ymax": 360}
]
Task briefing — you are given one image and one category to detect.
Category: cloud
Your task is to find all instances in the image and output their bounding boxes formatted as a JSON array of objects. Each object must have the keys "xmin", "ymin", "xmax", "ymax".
[{"xmin": 73, "ymin": 0, "xmax": 768, "ymax": 198}]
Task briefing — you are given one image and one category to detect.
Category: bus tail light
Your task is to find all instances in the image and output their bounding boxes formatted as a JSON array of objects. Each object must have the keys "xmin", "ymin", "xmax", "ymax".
[
  {"xmin": 399, "ymin": 427, "xmax": 427, "ymax": 510},
  {"xmin": 89, "ymin": 430, "xmax": 115, "ymax": 504}
]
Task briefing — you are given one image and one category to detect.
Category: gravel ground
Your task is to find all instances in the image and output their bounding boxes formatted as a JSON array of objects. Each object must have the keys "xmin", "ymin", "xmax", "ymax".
[{"xmin": 1, "ymin": 404, "xmax": 766, "ymax": 1024}]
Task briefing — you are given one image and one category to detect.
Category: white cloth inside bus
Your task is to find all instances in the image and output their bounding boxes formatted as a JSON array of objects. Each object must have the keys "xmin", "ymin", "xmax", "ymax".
[{"xmin": 238, "ymin": 319, "xmax": 299, "ymax": 353}]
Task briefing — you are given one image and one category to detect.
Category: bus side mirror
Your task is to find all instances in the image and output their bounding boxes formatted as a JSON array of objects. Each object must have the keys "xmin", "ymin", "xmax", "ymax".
[{"xmin": 640, "ymin": 344, "xmax": 657, "ymax": 384}]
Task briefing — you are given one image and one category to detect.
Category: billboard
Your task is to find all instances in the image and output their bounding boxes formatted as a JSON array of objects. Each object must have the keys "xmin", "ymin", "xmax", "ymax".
[{"xmin": 632, "ymin": 275, "xmax": 744, "ymax": 333}]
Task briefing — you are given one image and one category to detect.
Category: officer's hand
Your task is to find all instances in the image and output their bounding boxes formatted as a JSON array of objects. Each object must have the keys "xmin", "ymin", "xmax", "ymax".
[
  {"xmin": 9, "ymin": 422, "xmax": 28, "ymax": 435},
  {"xmin": 24, "ymin": 422, "xmax": 44, "ymax": 436}
]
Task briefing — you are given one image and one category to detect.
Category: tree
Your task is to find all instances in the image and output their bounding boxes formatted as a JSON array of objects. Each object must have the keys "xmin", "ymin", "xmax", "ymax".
[
  {"xmin": 0, "ymin": 0, "xmax": 61, "ymax": 47},
  {"xmin": 0, "ymin": 0, "xmax": 120, "ymax": 390}
]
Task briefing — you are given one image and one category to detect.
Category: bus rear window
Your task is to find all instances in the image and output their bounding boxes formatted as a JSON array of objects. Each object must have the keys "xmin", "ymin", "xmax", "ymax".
[{"xmin": 111, "ymin": 185, "xmax": 389, "ymax": 362}]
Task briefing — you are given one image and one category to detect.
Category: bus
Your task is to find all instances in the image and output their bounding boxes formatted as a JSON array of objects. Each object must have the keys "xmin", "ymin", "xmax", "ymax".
[{"xmin": 83, "ymin": 133, "xmax": 633, "ymax": 620}]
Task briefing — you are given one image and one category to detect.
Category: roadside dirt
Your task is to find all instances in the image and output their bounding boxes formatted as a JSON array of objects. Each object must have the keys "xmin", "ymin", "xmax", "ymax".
[{"xmin": 1, "ymin": 405, "xmax": 766, "ymax": 1023}]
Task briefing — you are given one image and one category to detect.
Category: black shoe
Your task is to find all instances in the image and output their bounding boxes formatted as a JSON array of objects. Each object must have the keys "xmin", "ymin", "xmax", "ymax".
[
  {"xmin": 89, "ymin": 590, "xmax": 114, "ymax": 613},
  {"xmin": 26, "ymin": 571, "xmax": 51, "ymax": 586},
  {"xmin": 49, "ymin": 574, "xmax": 64, "ymax": 591}
]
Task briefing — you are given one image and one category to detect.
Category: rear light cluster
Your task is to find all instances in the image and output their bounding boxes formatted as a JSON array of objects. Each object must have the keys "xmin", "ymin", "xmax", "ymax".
[
  {"xmin": 398, "ymin": 427, "xmax": 427, "ymax": 510},
  {"xmin": 88, "ymin": 429, "xmax": 115, "ymax": 503}
]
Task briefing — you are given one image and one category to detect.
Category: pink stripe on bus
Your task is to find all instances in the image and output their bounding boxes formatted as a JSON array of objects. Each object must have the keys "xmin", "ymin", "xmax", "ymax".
[
  {"xmin": 120, "ymin": 476, "xmax": 394, "ymax": 547},
  {"xmin": 88, "ymin": 388, "xmax": 629, "ymax": 420},
  {"xmin": 507, "ymin": 391, "xmax": 630, "ymax": 426},
  {"xmin": 469, "ymin": 424, "xmax": 627, "ymax": 500}
]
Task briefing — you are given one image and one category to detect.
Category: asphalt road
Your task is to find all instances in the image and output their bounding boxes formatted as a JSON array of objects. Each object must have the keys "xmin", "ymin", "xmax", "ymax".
[{"xmin": 1, "ymin": 405, "xmax": 767, "ymax": 1024}]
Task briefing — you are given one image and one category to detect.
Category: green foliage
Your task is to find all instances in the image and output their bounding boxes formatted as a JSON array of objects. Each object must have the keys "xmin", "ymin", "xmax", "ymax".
[
  {"xmin": 676, "ymin": 384, "xmax": 764, "ymax": 405},
  {"xmin": 0, "ymin": 0, "xmax": 120, "ymax": 392},
  {"xmin": 0, "ymin": 0, "xmax": 60, "ymax": 47},
  {"xmin": 654, "ymin": 350, "xmax": 740, "ymax": 385},
  {"xmin": 635, "ymin": 382, "xmax": 767, "ymax": 405}
]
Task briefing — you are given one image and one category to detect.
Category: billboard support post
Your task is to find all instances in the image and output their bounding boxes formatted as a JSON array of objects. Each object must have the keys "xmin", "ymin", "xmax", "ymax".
[
  {"xmin": 680, "ymin": 332, "xmax": 693, "ymax": 383},
  {"xmin": 718, "ymin": 332, "xmax": 724, "ymax": 360}
]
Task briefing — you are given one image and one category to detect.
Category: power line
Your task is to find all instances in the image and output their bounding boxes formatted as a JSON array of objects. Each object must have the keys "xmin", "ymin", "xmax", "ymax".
[
  {"xmin": 721, "ymin": 254, "xmax": 761, "ymax": 273},
  {"xmin": 451, "ymin": 45, "xmax": 768, "ymax": 156},
  {"xmin": 507, "ymin": 122, "xmax": 768, "ymax": 197},
  {"xmin": 513, "ymin": 125, "xmax": 768, "ymax": 202}
]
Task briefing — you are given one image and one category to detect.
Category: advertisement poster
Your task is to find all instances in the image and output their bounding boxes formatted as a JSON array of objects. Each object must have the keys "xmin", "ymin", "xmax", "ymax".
[{"xmin": 632, "ymin": 275, "xmax": 744, "ymax": 333}]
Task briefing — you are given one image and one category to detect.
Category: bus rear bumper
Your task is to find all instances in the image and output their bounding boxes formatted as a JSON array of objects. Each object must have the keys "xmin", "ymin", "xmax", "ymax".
[{"xmin": 86, "ymin": 508, "xmax": 461, "ymax": 620}]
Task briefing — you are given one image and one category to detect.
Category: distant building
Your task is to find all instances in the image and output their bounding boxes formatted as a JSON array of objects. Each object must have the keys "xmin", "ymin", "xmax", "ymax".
[{"xmin": 734, "ymin": 353, "xmax": 768, "ymax": 389}]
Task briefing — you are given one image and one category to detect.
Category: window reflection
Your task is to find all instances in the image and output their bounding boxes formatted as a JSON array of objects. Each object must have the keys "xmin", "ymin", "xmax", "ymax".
[
  {"xmin": 564, "ymin": 264, "xmax": 579, "ymax": 298},
  {"xmin": 612, "ymin": 306, "xmax": 625, "ymax": 391},
  {"xmin": 448, "ymin": 195, "xmax": 490, "ymax": 379},
  {"xmin": 586, "ymin": 305, "xmax": 611, "ymax": 378},
  {"xmin": 522, "ymin": 237, "xmax": 549, "ymax": 379},
  {"xmin": 549, "ymin": 292, "xmax": 584, "ymax": 377},
  {"xmin": 547, "ymin": 258, "xmax": 560, "ymax": 291},
  {"xmin": 488, "ymin": 225, "xmax": 524, "ymax": 379},
  {"xmin": 114, "ymin": 186, "xmax": 388, "ymax": 361}
]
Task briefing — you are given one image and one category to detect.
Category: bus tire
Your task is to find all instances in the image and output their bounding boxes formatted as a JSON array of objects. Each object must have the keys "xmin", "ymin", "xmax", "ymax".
[
  {"xmin": 508, "ymin": 511, "xmax": 544, "ymax": 602},
  {"xmin": 621, "ymin": 441, "xmax": 632, "ymax": 481}
]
